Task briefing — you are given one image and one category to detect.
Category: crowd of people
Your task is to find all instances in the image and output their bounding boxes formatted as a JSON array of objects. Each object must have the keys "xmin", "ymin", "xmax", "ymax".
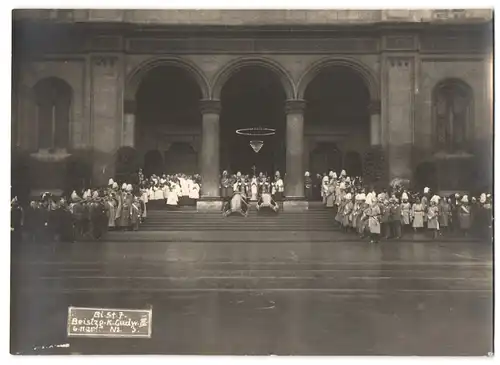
[
  {"xmin": 10, "ymin": 167, "xmax": 493, "ymax": 244},
  {"xmin": 220, "ymin": 170, "xmax": 284, "ymax": 216},
  {"xmin": 305, "ymin": 169, "xmax": 493, "ymax": 243},
  {"xmin": 10, "ymin": 169, "xmax": 206, "ymax": 243}
]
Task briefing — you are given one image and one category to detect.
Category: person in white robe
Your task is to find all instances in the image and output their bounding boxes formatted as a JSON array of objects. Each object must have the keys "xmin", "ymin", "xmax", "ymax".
[
  {"xmin": 250, "ymin": 176, "xmax": 259, "ymax": 201},
  {"xmin": 161, "ymin": 182, "xmax": 170, "ymax": 201},
  {"xmin": 189, "ymin": 178, "xmax": 200, "ymax": 204},
  {"xmin": 321, "ymin": 175, "xmax": 330, "ymax": 205},
  {"xmin": 154, "ymin": 183, "xmax": 164, "ymax": 201},
  {"xmin": 167, "ymin": 179, "xmax": 180, "ymax": 208}
]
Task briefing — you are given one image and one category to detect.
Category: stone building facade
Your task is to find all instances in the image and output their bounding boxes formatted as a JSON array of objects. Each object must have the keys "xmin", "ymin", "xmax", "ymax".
[{"xmin": 12, "ymin": 9, "xmax": 493, "ymax": 202}]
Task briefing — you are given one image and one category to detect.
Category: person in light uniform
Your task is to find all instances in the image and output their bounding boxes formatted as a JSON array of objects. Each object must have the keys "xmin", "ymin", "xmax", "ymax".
[
  {"xmin": 189, "ymin": 176, "xmax": 201, "ymax": 205},
  {"xmin": 274, "ymin": 171, "xmax": 284, "ymax": 211}
]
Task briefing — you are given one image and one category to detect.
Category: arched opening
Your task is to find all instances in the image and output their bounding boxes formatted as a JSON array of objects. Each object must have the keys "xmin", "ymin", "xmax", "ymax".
[
  {"xmin": 135, "ymin": 65, "xmax": 202, "ymax": 177},
  {"xmin": 303, "ymin": 65, "xmax": 370, "ymax": 177},
  {"xmin": 219, "ymin": 66, "xmax": 287, "ymax": 176},
  {"xmin": 414, "ymin": 162, "xmax": 438, "ymax": 191},
  {"xmin": 433, "ymin": 79, "xmax": 473, "ymax": 153},
  {"xmin": 309, "ymin": 142, "xmax": 342, "ymax": 176},
  {"xmin": 143, "ymin": 150, "xmax": 164, "ymax": 177},
  {"xmin": 164, "ymin": 142, "xmax": 197, "ymax": 175},
  {"xmin": 33, "ymin": 77, "xmax": 72, "ymax": 150}
]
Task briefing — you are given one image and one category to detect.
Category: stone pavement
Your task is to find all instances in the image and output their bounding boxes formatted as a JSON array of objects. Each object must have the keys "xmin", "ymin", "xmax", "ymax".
[{"xmin": 10, "ymin": 234, "xmax": 493, "ymax": 356}]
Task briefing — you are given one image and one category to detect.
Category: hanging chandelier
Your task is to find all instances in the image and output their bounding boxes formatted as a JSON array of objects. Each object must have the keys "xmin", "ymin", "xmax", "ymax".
[
  {"xmin": 235, "ymin": 127, "xmax": 276, "ymax": 136},
  {"xmin": 249, "ymin": 140, "xmax": 264, "ymax": 153},
  {"xmin": 235, "ymin": 127, "xmax": 275, "ymax": 154}
]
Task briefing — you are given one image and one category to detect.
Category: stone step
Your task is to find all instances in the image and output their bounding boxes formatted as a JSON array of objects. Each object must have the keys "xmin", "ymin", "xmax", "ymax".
[{"xmin": 139, "ymin": 207, "xmax": 339, "ymax": 231}]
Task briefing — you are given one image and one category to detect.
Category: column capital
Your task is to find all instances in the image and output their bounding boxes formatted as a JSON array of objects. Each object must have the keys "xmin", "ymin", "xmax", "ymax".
[
  {"xmin": 369, "ymin": 100, "xmax": 381, "ymax": 115},
  {"xmin": 124, "ymin": 100, "xmax": 137, "ymax": 114},
  {"xmin": 284, "ymin": 99, "xmax": 307, "ymax": 114},
  {"xmin": 200, "ymin": 99, "xmax": 221, "ymax": 115}
]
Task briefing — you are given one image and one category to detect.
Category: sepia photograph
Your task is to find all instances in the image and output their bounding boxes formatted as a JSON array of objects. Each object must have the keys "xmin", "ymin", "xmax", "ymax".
[{"xmin": 9, "ymin": 8, "xmax": 494, "ymax": 357}]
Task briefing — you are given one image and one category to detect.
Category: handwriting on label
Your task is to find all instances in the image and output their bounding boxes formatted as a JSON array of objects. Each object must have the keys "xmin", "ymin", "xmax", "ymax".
[{"xmin": 67, "ymin": 307, "xmax": 152, "ymax": 338}]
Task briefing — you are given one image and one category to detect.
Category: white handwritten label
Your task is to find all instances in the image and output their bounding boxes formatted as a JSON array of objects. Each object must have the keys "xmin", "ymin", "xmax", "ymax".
[{"xmin": 67, "ymin": 307, "xmax": 152, "ymax": 338}]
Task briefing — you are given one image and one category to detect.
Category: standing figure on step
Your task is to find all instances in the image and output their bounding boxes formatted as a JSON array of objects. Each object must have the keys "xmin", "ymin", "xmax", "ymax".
[
  {"xmin": 304, "ymin": 171, "xmax": 313, "ymax": 201},
  {"xmin": 321, "ymin": 174, "xmax": 329, "ymax": 205},
  {"xmin": 189, "ymin": 176, "xmax": 201, "ymax": 207},
  {"xmin": 274, "ymin": 171, "xmax": 285, "ymax": 211},
  {"xmin": 250, "ymin": 175, "xmax": 259, "ymax": 201}
]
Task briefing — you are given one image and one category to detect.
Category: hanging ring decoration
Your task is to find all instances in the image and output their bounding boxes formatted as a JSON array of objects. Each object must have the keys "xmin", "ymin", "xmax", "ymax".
[{"xmin": 235, "ymin": 127, "xmax": 276, "ymax": 136}]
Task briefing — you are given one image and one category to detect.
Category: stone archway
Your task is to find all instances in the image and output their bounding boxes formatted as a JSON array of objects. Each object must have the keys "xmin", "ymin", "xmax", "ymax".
[
  {"xmin": 301, "ymin": 61, "xmax": 373, "ymax": 179},
  {"xmin": 164, "ymin": 142, "xmax": 198, "ymax": 175},
  {"xmin": 143, "ymin": 150, "xmax": 164, "ymax": 177},
  {"xmin": 297, "ymin": 57, "xmax": 379, "ymax": 101},
  {"xmin": 130, "ymin": 62, "xmax": 205, "ymax": 177},
  {"xmin": 216, "ymin": 64, "xmax": 289, "ymax": 175},
  {"xmin": 211, "ymin": 57, "xmax": 295, "ymax": 100}
]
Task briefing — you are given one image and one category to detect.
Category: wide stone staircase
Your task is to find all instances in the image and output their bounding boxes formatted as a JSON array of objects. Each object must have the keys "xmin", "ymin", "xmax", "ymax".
[{"xmin": 141, "ymin": 202, "xmax": 337, "ymax": 231}]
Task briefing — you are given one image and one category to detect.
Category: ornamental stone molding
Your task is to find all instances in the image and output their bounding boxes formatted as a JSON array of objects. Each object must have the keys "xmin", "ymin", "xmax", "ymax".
[
  {"xmin": 199, "ymin": 99, "xmax": 221, "ymax": 115},
  {"xmin": 284, "ymin": 99, "xmax": 307, "ymax": 114}
]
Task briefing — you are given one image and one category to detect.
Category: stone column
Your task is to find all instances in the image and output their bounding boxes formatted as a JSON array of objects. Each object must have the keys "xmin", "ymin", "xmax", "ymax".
[
  {"xmin": 369, "ymin": 100, "xmax": 381, "ymax": 146},
  {"xmin": 198, "ymin": 99, "xmax": 222, "ymax": 210},
  {"xmin": 284, "ymin": 99, "xmax": 307, "ymax": 210},
  {"xmin": 123, "ymin": 100, "xmax": 136, "ymax": 147}
]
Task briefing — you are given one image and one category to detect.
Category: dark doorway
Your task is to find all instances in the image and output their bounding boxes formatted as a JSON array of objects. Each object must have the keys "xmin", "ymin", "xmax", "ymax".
[
  {"xmin": 164, "ymin": 142, "xmax": 197, "ymax": 175},
  {"xmin": 220, "ymin": 66, "xmax": 286, "ymax": 176},
  {"xmin": 144, "ymin": 150, "xmax": 164, "ymax": 177},
  {"xmin": 414, "ymin": 162, "xmax": 438, "ymax": 191},
  {"xmin": 304, "ymin": 65, "xmax": 370, "ymax": 178},
  {"xmin": 135, "ymin": 66, "xmax": 202, "ymax": 176},
  {"xmin": 310, "ymin": 143, "xmax": 342, "ymax": 176},
  {"xmin": 344, "ymin": 151, "xmax": 363, "ymax": 177}
]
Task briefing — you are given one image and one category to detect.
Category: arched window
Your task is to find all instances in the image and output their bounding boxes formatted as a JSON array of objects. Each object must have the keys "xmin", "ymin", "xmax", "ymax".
[
  {"xmin": 33, "ymin": 77, "xmax": 72, "ymax": 150},
  {"xmin": 432, "ymin": 79, "xmax": 473, "ymax": 152}
]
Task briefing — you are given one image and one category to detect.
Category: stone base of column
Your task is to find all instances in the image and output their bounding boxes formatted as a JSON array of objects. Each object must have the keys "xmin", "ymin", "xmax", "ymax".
[
  {"xmin": 283, "ymin": 197, "xmax": 309, "ymax": 211},
  {"xmin": 197, "ymin": 197, "xmax": 223, "ymax": 211}
]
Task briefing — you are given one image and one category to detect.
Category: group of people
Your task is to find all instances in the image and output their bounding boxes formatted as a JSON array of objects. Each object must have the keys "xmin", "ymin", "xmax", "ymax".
[
  {"xmin": 308, "ymin": 169, "xmax": 493, "ymax": 243},
  {"xmin": 11, "ymin": 166, "xmax": 493, "ymax": 244},
  {"xmin": 220, "ymin": 170, "xmax": 284, "ymax": 216},
  {"xmin": 10, "ymin": 170, "xmax": 205, "ymax": 243},
  {"xmin": 11, "ymin": 179, "xmax": 148, "ymax": 243},
  {"xmin": 138, "ymin": 170, "xmax": 202, "ymax": 208}
]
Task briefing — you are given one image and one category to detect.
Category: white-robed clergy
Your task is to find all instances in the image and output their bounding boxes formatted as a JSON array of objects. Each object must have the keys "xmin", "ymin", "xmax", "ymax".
[
  {"xmin": 161, "ymin": 182, "xmax": 170, "ymax": 200},
  {"xmin": 153, "ymin": 184, "xmax": 164, "ymax": 201},
  {"xmin": 180, "ymin": 175, "xmax": 190, "ymax": 198},
  {"xmin": 321, "ymin": 175, "xmax": 330, "ymax": 204},
  {"xmin": 250, "ymin": 176, "xmax": 259, "ymax": 201},
  {"xmin": 167, "ymin": 180, "xmax": 180, "ymax": 207},
  {"xmin": 189, "ymin": 179, "xmax": 200, "ymax": 201}
]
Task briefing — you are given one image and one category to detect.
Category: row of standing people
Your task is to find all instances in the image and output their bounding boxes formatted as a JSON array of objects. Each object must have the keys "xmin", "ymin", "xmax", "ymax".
[
  {"xmin": 11, "ymin": 181, "xmax": 148, "ymax": 243},
  {"xmin": 316, "ymin": 170, "xmax": 492, "ymax": 242},
  {"xmin": 220, "ymin": 171, "xmax": 285, "ymax": 203},
  {"xmin": 137, "ymin": 173, "xmax": 201, "ymax": 208}
]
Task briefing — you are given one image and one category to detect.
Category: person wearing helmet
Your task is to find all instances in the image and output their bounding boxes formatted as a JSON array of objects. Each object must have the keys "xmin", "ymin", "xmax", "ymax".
[{"xmin": 459, "ymin": 195, "xmax": 471, "ymax": 236}]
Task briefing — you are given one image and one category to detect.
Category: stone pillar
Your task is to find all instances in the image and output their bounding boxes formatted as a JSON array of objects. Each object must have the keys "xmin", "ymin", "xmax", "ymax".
[
  {"xmin": 90, "ymin": 55, "xmax": 122, "ymax": 186},
  {"xmin": 384, "ymin": 57, "xmax": 414, "ymax": 181},
  {"xmin": 369, "ymin": 100, "xmax": 381, "ymax": 146},
  {"xmin": 123, "ymin": 100, "xmax": 136, "ymax": 147},
  {"xmin": 198, "ymin": 99, "xmax": 222, "ymax": 210},
  {"xmin": 284, "ymin": 99, "xmax": 307, "ymax": 210}
]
